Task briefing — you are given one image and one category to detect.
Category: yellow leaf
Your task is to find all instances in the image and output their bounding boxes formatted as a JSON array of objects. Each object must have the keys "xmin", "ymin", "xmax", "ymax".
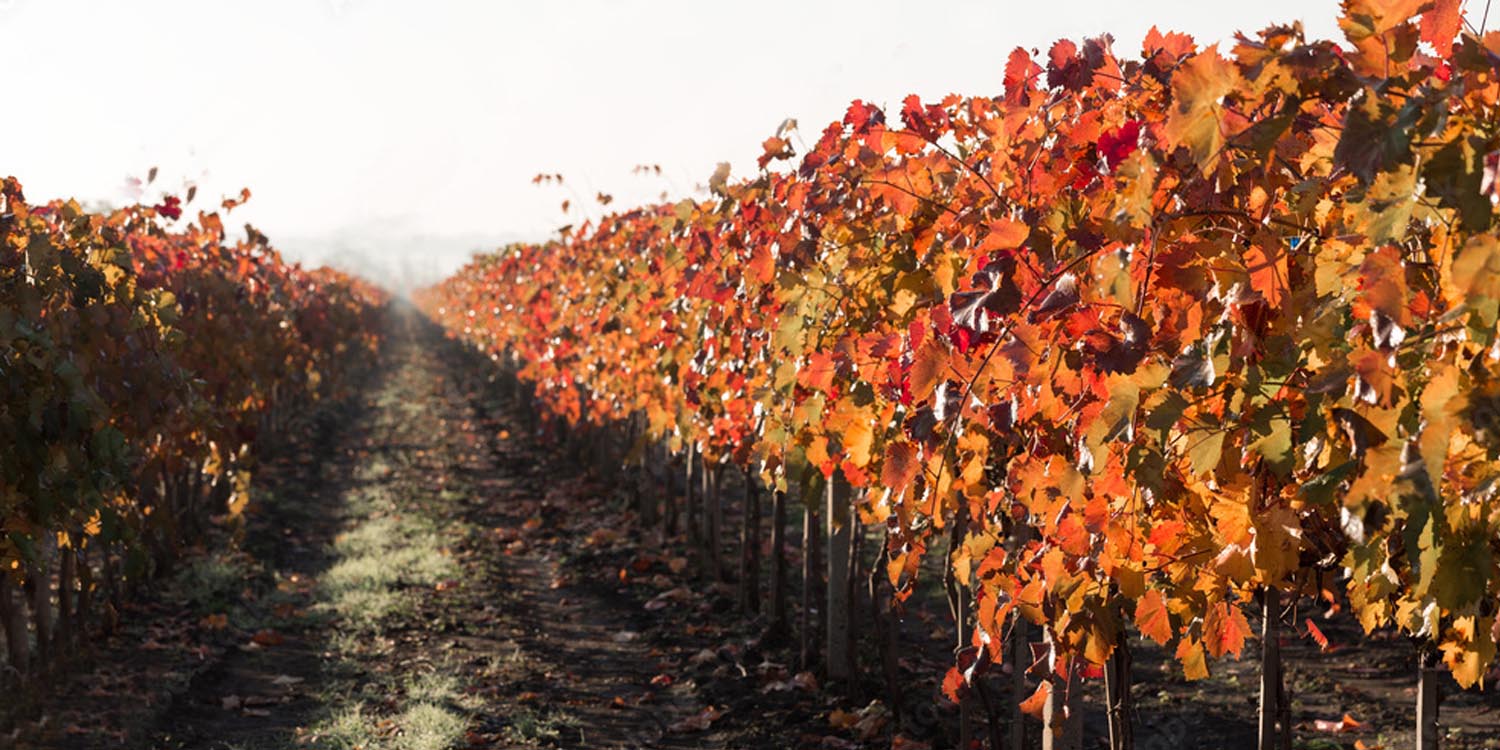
[
  {"xmin": 843, "ymin": 419, "xmax": 873, "ymax": 468},
  {"xmin": 1175, "ymin": 638, "xmax": 1210, "ymax": 680},
  {"xmin": 1164, "ymin": 46, "xmax": 1242, "ymax": 175},
  {"xmin": 1440, "ymin": 616, "xmax": 1497, "ymax": 688}
]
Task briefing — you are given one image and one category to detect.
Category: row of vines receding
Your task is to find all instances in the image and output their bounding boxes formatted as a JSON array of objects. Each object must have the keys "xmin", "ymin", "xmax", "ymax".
[
  {"xmin": 420, "ymin": 2, "xmax": 1500, "ymax": 747},
  {"xmin": 1, "ymin": 177, "xmax": 386, "ymax": 685}
]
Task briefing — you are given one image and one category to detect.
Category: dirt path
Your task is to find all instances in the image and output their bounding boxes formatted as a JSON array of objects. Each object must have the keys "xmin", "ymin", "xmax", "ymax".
[
  {"xmin": 137, "ymin": 307, "xmax": 764, "ymax": 750},
  {"xmin": 8, "ymin": 307, "xmax": 818, "ymax": 750}
]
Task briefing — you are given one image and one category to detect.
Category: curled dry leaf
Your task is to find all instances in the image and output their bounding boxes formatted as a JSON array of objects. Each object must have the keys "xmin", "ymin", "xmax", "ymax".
[
  {"xmin": 250, "ymin": 629, "xmax": 284, "ymax": 647},
  {"xmin": 668, "ymin": 705, "xmax": 724, "ymax": 733}
]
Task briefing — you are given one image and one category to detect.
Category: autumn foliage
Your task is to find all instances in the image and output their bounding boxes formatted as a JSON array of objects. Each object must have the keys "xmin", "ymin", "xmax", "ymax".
[
  {"xmin": 423, "ymin": 0, "xmax": 1500, "ymax": 696},
  {"xmin": 1, "ymin": 177, "xmax": 384, "ymax": 665}
]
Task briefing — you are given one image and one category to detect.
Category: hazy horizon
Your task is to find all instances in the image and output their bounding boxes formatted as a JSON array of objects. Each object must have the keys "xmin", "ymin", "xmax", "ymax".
[{"xmin": 0, "ymin": 0, "xmax": 1342, "ymax": 291}]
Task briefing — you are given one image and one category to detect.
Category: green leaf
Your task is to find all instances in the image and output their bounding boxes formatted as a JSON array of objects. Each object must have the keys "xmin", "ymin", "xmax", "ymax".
[
  {"xmin": 1248, "ymin": 411, "xmax": 1293, "ymax": 476},
  {"xmin": 1299, "ymin": 461, "xmax": 1358, "ymax": 507},
  {"xmin": 1432, "ymin": 531, "xmax": 1492, "ymax": 610},
  {"xmin": 1347, "ymin": 165, "xmax": 1416, "ymax": 244},
  {"xmin": 1186, "ymin": 426, "xmax": 1225, "ymax": 476},
  {"xmin": 1145, "ymin": 392, "xmax": 1189, "ymax": 436},
  {"xmin": 1422, "ymin": 138, "xmax": 1492, "ymax": 233},
  {"xmin": 1334, "ymin": 95, "xmax": 1418, "ymax": 182}
]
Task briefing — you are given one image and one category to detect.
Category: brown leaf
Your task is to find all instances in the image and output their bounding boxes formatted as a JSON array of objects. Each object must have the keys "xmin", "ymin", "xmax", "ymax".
[
  {"xmin": 251, "ymin": 629, "xmax": 285, "ymax": 647},
  {"xmin": 668, "ymin": 705, "xmax": 724, "ymax": 733}
]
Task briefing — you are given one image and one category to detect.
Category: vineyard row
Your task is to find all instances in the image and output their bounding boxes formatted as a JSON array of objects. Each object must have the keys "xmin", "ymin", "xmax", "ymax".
[
  {"xmin": 420, "ymin": 3, "xmax": 1500, "ymax": 748},
  {"xmin": 0, "ymin": 179, "xmax": 385, "ymax": 684}
]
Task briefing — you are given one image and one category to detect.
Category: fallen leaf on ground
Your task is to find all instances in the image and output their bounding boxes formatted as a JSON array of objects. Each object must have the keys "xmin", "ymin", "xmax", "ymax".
[
  {"xmin": 251, "ymin": 629, "xmax": 284, "ymax": 647},
  {"xmin": 891, "ymin": 736, "xmax": 933, "ymax": 750},
  {"xmin": 668, "ymin": 705, "xmax": 723, "ymax": 733},
  {"xmin": 828, "ymin": 708, "xmax": 858, "ymax": 730},
  {"xmin": 1312, "ymin": 713, "xmax": 1364, "ymax": 733},
  {"xmin": 645, "ymin": 587, "xmax": 692, "ymax": 611}
]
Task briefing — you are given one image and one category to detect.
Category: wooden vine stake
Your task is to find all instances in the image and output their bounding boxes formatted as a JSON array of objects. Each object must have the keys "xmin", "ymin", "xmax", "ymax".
[
  {"xmin": 1010, "ymin": 618, "xmax": 1028, "ymax": 750},
  {"xmin": 738, "ymin": 467, "xmax": 762, "ymax": 614},
  {"xmin": 1041, "ymin": 631, "xmax": 1082, "ymax": 750},
  {"xmin": 1105, "ymin": 634, "xmax": 1134, "ymax": 750},
  {"xmin": 1258, "ymin": 587, "xmax": 1291, "ymax": 750},
  {"xmin": 28, "ymin": 538, "xmax": 55, "ymax": 668},
  {"xmin": 800, "ymin": 493, "xmax": 821, "ymax": 671},
  {"xmin": 685, "ymin": 445, "xmax": 699, "ymax": 550},
  {"xmin": 767, "ymin": 488, "xmax": 788, "ymax": 637},
  {"xmin": 0, "ymin": 572, "xmax": 28, "ymax": 676},
  {"xmin": 705, "ymin": 463, "xmax": 723, "ymax": 582},
  {"xmin": 825, "ymin": 472, "xmax": 852, "ymax": 682},
  {"xmin": 1417, "ymin": 647, "xmax": 1441, "ymax": 750}
]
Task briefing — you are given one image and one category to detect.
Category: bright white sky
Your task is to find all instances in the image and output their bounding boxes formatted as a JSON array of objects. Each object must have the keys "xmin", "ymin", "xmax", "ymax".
[{"xmin": 0, "ymin": 0, "xmax": 1343, "ymax": 289}]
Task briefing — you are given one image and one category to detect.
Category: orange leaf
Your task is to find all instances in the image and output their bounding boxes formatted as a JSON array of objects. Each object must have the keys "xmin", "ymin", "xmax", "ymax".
[
  {"xmin": 1313, "ymin": 713, "xmax": 1364, "ymax": 733},
  {"xmin": 1163, "ymin": 46, "xmax": 1241, "ymax": 175},
  {"xmin": 799, "ymin": 351, "xmax": 838, "ymax": 394},
  {"xmin": 1305, "ymin": 618, "xmax": 1330, "ymax": 652},
  {"xmin": 908, "ymin": 338, "xmax": 950, "ymax": 403},
  {"xmin": 941, "ymin": 666, "xmax": 966, "ymax": 702},
  {"xmin": 1018, "ymin": 681, "xmax": 1050, "ymax": 719},
  {"xmin": 881, "ymin": 441, "xmax": 921, "ymax": 494},
  {"xmin": 978, "ymin": 219, "xmax": 1030, "ymax": 254},
  {"xmin": 1135, "ymin": 590, "xmax": 1173, "ymax": 645},
  {"xmin": 1002, "ymin": 48, "xmax": 1041, "ymax": 105},
  {"xmin": 1204, "ymin": 601, "xmax": 1252, "ymax": 658},
  {"xmin": 1416, "ymin": 0, "xmax": 1464, "ymax": 52},
  {"xmin": 251, "ymin": 629, "xmax": 284, "ymax": 647}
]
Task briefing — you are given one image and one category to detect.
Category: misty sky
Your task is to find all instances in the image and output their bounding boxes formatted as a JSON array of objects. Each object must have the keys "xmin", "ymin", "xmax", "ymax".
[{"xmin": 0, "ymin": 0, "xmax": 1343, "ymax": 288}]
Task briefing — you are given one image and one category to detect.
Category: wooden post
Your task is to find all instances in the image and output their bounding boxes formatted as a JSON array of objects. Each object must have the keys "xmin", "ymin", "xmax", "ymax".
[
  {"xmin": 663, "ymin": 445, "xmax": 679, "ymax": 538},
  {"xmin": 768, "ymin": 488, "xmax": 788, "ymax": 636},
  {"xmin": 28, "ymin": 539, "xmax": 54, "ymax": 667},
  {"xmin": 76, "ymin": 543, "xmax": 93, "ymax": 652},
  {"xmin": 1417, "ymin": 647, "xmax": 1441, "ymax": 750},
  {"xmin": 846, "ymin": 513, "xmax": 861, "ymax": 689},
  {"xmin": 1042, "ymin": 632, "xmax": 1083, "ymax": 750},
  {"xmin": 1010, "ymin": 618, "xmax": 1029, "ymax": 750},
  {"xmin": 1105, "ymin": 635, "xmax": 1134, "ymax": 750},
  {"xmin": 706, "ymin": 463, "xmax": 723, "ymax": 582},
  {"xmin": 738, "ymin": 467, "xmax": 761, "ymax": 614},
  {"xmin": 57, "ymin": 542, "xmax": 76, "ymax": 658},
  {"xmin": 685, "ymin": 446, "xmax": 699, "ymax": 548},
  {"xmin": 869, "ymin": 532, "xmax": 902, "ymax": 727},
  {"xmin": 0, "ymin": 573, "xmax": 29, "ymax": 676},
  {"xmin": 825, "ymin": 473, "xmax": 852, "ymax": 682},
  {"xmin": 1258, "ymin": 588, "xmax": 1291, "ymax": 750},
  {"xmin": 800, "ymin": 493, "xmax": 820, "ymax": 672},
  {"xmin": 943, "ymin": 512, "xmax": 974, "ymax": 750}
]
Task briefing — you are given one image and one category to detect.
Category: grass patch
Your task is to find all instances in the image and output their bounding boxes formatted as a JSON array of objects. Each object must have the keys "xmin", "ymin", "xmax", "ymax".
[
  {"xmin": 314, "ymin": 489, "xmax": 458, "ymax": 635},
  {"xmin": 502, "ymin": 706, "xmax": 567, "ymax": 745},
  {"xmin": 170, "ymin": 552, "xmax": 253, "ymax": 615},
  {"xmin": 304, "ymin": 668, "xmax": 474, "ymax": 750}
]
